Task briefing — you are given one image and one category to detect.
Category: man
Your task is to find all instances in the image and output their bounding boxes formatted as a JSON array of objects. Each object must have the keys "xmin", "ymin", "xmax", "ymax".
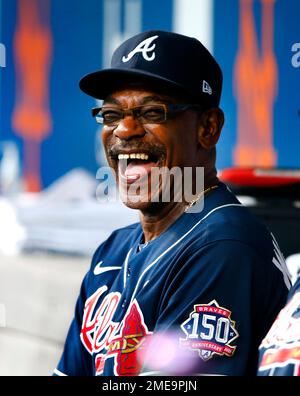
[
  {"xmin": 257, "ymin": 274, "xmax": 300, "ymax": 376},
  {"xmin": 54, "ymin": 30, "xmax": 290, "ymax": 376}
]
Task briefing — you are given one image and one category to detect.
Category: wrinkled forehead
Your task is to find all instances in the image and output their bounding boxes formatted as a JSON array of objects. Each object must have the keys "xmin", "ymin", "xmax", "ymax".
[
  {"xmin": 103, "ymin": 89, "xmax": 173, "ymax": 107},
  {"xmin": 103, "ymin": 81, "xmax": 199, "ymax": 106}
]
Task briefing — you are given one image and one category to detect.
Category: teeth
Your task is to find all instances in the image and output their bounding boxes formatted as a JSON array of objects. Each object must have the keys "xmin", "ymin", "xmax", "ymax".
[{"xmin": 118, "ymin": 153, "xmax": 149, "ymax": 161}]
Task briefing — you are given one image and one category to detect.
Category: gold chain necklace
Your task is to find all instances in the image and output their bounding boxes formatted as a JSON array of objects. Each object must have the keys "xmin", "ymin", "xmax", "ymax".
[{"xmin": 185, "ymin": 184, "xmax": 219, "ymax": 212}]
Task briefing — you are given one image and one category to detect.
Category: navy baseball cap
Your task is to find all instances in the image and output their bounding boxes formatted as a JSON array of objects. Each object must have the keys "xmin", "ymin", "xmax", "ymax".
[{"xmin": 80, "ymin": 30, "xmax": 223, "ymax": 108}]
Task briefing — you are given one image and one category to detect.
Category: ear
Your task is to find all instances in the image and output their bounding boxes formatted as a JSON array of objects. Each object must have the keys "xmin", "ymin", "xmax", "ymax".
[{"xmin": 197, "ymin": 108, "xmax": 224, "ymax": 149}]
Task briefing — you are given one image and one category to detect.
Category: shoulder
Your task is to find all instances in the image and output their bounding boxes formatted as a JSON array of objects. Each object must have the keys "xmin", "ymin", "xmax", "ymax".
[
  {"xmin": 180, "ymin": 200, "xmax": 288, "ymax": 284},
  {"xmin": 199, "ymin": 201, "xmax": 274, "ymax": 258},
  {"xmin": 106, "ymin": 222, "xmax": 140, "ymax": 239},
  {"xmin": 90, "ymin": 222, "xmax": 140, "ymax": 265},
  {"xmin": 188, "ymin": 210, "xmax": 284, "ymax": 283},
  {"xmin": 182, "ymin": 239, "xmax": 271, "ymax": 276},
  {"xmin": 186, "ymin": 183, "xmax": 273, "ymax": 253}
]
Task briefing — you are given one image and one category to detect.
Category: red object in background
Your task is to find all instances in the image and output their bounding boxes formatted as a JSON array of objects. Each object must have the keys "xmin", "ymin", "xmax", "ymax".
[
  {"xmin": 219, "ymin": 168, "xmax": 300, "ymax": 188},
  {"xmin": 12, "ymin": 0, "xmax": 53, "ymax": 192},
  {"xmin": 233, "ymin": 0, "xmax": 278, "ymax": 168}
]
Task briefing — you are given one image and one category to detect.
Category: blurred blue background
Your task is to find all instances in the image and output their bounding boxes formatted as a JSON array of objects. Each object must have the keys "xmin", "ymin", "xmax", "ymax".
[{"xmin": 1, "ymin": 0, "xmax": 299, "ymax": 192}]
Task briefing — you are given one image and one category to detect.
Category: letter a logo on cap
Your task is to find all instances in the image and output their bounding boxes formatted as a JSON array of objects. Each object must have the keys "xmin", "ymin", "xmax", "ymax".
[{"xmin": 122, "ymin": 35, "xmax": 159, "ymax": 63}]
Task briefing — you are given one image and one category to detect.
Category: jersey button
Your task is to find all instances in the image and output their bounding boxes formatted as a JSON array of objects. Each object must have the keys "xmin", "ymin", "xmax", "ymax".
[
  {"xmin": 127, "ymin": 267, "xmax": 131, "ymax": 277},
  {"xmin": 121, "ymin": 300, "xmax": 127, "ymax": 308}
]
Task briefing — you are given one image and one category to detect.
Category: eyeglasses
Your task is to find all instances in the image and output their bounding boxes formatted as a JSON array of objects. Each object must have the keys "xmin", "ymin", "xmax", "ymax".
[{"xmin": 91, "ymin": 103, "xmax": 202, "ymax": 127}]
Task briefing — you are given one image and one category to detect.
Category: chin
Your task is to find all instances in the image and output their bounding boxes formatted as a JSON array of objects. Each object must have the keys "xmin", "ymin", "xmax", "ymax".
[
  {"xmin": 119, "ymin": 189, "xmax": 152, "ymax": 211},
  {"xmin": 117, "ymin": 172, "xmax": 161, "ymax": 210},
  {"xmin": 121, "ymin": 200, "xmax": 150, "ymax": 211}
]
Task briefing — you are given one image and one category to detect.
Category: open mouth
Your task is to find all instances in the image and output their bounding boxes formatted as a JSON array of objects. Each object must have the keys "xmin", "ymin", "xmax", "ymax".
[{"xmin": 116, "ymin": 152, "xmax": 160, "ymax": 184}]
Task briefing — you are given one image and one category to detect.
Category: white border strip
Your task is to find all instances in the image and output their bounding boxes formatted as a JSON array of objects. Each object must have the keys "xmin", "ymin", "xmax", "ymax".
[
  {"xmin": 0, "ymin": 303, "xmax": 5, "ymax": 327},
  {"xmin": 102, "ymin": 0, "xmax": 122, "ymax": 69},
  {"xmin": 124, "ymin": 0, "xmax": 142, "ymax": 39},
  {"xmin": 173, "ymin": 0, "xmax": 214, "ymax": 53},
  {"xmin": 0, "ymin": 0, "xmax": 3, "ymax": 127}
]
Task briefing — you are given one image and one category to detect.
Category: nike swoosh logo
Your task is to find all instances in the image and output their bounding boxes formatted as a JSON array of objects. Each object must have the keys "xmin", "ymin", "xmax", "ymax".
[{"xmin": 93, "ymin": 261, "xmax": 122, "ymax": 276}]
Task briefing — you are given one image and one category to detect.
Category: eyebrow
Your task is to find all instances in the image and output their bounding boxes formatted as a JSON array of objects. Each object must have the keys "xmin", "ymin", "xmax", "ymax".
[
  {"xmin": 103, "ymin": 96, "xmax": 120, "ymax": 105},
  {"xmin": 140, "ymin": 95, "xmax": 172, "ymax": 104}
]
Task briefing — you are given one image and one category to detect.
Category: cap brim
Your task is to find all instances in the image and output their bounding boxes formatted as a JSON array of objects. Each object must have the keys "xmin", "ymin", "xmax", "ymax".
[{"xmin": 79, "ymin": 68, "xmax": 196, "ymax": 100}]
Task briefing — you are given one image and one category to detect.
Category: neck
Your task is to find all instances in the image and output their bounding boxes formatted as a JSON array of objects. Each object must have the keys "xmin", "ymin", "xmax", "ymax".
[
  {"xmin": 139, "ymin": 201, "xmax": 186, "ymax": 243},
  {"xmin": 140, "ymin": 175, "xmax": 220, "ymax": 243}
]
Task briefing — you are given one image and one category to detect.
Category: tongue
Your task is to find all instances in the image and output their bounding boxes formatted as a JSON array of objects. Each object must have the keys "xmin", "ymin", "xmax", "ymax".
[{"xmin": 124, "ymin": 160, "xmax": 156, "ymax": 179}]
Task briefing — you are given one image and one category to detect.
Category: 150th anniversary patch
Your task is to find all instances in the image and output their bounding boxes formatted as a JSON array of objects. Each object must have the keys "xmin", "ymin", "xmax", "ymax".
[{"xmin": 180, "ymin": 300, "xmax": 239, "ymax": 361}]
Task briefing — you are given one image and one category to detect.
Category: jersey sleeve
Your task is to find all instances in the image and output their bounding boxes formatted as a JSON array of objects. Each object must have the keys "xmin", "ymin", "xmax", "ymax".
[
  {"xmin": 257, "ymin": 276, "xmax": 300, "ymax": 376},
  {"xmin": 53, "ymin": 240, "xmax": 107, "ymax": 376},
  {"xmin": 153, "ymin": 239, "xmax": 287, "ymax": 376},
  {"xmin": 52, "ymin": 227, "xmax": 137, "ymax": 377},
  {"xmin": 53, "ymin": 269, "xmax": 93, "ymax": 376}
]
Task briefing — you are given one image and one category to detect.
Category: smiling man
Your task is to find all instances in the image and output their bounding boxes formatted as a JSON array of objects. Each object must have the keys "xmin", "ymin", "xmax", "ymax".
[{"xmin": 54, "ymin": 31, "xmax": 290, "ymax": 376}]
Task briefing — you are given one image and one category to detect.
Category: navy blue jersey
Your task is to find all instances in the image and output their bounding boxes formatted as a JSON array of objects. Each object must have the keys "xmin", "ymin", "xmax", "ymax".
[
  {"xmin": 258, "ymin": 275, "xmax": 300, "ymax": 376},
  {"xmin": 54, "ymin": 183, "xmax": 290, "ymax": 376}
]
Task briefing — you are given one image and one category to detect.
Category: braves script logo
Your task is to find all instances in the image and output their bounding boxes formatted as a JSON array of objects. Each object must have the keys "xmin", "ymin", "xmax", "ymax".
[
  {"xmin": 122, "ymin": 35, "xmax": 158, "ymax": 63},
  {"xmin": 180, "ymin": 300, "xmax": 239, "ymax": 361},
  {"xmin": 80, "ymin": 286, "xmax": 152, "ymax": 375}
]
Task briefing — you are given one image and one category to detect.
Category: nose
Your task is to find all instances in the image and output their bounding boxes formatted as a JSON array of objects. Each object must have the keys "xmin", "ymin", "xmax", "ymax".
[{"xmin": 113, "ymin": 116, "xmax": 146, "ymax": 141}]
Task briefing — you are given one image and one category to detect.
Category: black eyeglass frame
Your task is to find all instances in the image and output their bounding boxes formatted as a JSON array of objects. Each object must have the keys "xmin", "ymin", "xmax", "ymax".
[{"xmin": 91, "ymin": 103, "xmax": 203, "ymax": 126}]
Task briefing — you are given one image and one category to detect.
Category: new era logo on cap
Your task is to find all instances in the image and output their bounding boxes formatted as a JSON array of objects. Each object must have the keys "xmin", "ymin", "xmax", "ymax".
[
  {"xmin": 202, "ymin": 80, "xmax": 212, "ymax": 95},
  {"xmin": 80, "ymin": 30, "xmax": 223, "ymax": 108},
  {"xmin": 122, "ymin": 35, "xmax": 158, "ymax": 63}
]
